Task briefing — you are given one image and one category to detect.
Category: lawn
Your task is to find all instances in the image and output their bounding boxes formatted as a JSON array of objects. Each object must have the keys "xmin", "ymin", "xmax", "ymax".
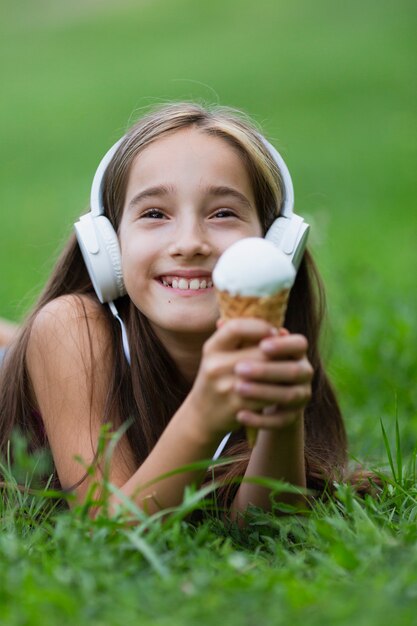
[{"xmin": 1, "ymin": 0, "xmax": 417, "ymax": 623}]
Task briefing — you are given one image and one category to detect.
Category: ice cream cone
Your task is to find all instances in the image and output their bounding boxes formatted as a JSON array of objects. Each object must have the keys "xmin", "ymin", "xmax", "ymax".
[
  {"xmin": 212, "ymin": 238, "xmax": 296, "ymax": 449},
  {"xmin": 216, "ymin": 288, "xmax": 290, "ymax": 330},
  {"xmin": 216, "ymin": 288, "xmax": 290, "ymax": 447}
]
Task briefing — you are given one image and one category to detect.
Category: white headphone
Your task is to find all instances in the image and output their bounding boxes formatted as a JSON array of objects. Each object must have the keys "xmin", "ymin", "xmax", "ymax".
[
  {"xmin": 74, "ymin": 134, "xmax": 309, "ymax": 304},
  {"xmin": 74, "ymin": 137, "xmax": 125, "ymax": 304}
]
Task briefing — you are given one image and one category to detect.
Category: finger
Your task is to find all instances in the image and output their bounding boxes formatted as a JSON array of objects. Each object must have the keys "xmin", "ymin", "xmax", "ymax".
[
  {"xmin": 259, "ymin": 334, "xmax": 309, "ymax": 360},
  {"xmin": 205, "ymin": 318, "xmax": 278, "ymax": 352},
  {"xmin": 234, "ymin": 358, "xmax": 313, "ymax": 384},
  {"xmin": 200, "ymin": 348, "xmax": 268, "ymax": 391},
  {"xmin": 234, "ymin": 380, "xmax": 312, "ymax": 408},
  {"xmin": 237, "ymin": 408, "xmax": 303, "ymax": 430}
]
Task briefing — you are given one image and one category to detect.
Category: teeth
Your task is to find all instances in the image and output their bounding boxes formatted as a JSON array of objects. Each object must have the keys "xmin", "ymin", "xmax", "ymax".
[
  {"xmin": 189, "ymin": 279, "xmax": 200, "ymax": 290},
  {"xmin": 161, "ymin": 276, "xmax": 212, "ymax": 290}
]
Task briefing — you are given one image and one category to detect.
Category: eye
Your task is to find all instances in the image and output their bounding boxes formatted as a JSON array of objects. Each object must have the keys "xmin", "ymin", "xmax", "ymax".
[
  {"xmin": 141, "ymin": 208, "xmax": 166, "ymax": 219},
  {"xmin": 212, "ymin": 209, "xmax": 238, "ymax": 219}
]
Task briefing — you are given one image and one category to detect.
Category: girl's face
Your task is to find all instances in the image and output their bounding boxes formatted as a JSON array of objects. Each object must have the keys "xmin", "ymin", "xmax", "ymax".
[{"xmin": 118, "ymin": 127, "xmax": 262, "ymax": 341}]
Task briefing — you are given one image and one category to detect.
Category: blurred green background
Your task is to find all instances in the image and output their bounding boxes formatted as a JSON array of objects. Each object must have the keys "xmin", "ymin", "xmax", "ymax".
[{"xmin": 1, "ymin": 0, "xmax": 416, "ymax": 459}]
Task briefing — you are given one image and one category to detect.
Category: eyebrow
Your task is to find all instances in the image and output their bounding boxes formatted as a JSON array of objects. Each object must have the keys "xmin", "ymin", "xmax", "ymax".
[
  {"xmin": 127, "ymin": 185, "xmax": 174, "ymax": 210},
  {"xmin": 205, "ymin": 185, "xmax": 252, "ymax": 209}
]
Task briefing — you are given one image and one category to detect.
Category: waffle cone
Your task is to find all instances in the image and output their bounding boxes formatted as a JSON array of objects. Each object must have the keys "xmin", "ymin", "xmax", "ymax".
[
  {"xmin": 216, "ymin": 288, "xmax": 290, "ymax": 447},
  {"xmin": 216, "ymin": 288, "xmax": 290, "ymax": 329}
]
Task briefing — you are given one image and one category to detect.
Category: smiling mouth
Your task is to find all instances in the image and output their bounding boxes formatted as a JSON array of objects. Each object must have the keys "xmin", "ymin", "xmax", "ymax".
[{"xmin": 159, "ymin": 276, "xmax": 213, "ymax": 290}]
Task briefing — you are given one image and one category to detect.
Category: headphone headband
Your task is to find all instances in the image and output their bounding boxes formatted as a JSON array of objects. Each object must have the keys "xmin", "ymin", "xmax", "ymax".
[
  {"xmin": 260, "ymin": 138, "xmax": 294, "ymax": 218},
  {"xmin": 90, "ymin": 133, "xmax": 295, "ymax": 219},
  {"xmin": 90, "ymin": 137, "xmax": 125, "ymax": 217}
]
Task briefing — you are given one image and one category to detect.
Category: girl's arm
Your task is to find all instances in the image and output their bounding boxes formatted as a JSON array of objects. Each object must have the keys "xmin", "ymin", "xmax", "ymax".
[
  {"xmin": 229, "ymin": 332, "xmax": 312, "ymax": 516},
  {"xmin": 27, "ymin": 297, "xmax": 310, "ymax": 517},
  {"xmin": 231, "ymin": 418, "xmax": 306, "ymax": 517},
  {"xmin": 114, "ymin": 324, "xmax": 310, "ymax": 516},
  {"xmin": 112, "ymin": 324, "xmax": 310, "ymax": 515},
  {"xmin": 26, "ymin": 296, "xmax": 273, "ymax": 515},
  {"xmin": 27, "ymin": 296, "xmax": 222, "ymax": 514}
]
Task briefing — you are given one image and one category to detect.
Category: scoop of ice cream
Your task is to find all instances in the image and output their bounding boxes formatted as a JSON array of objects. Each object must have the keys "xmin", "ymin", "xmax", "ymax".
[{"xmin": 212, "ymin": 237, "xmax": 296, "ymax": 297}]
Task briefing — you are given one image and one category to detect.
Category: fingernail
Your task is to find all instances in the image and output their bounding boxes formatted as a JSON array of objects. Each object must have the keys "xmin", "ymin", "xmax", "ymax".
[
  {"xmin": 235, "ymin": 381, "xmax": 251, "ymax": 393},
  {"xmin": 235, "ymin": 362, "xmax": 252, "ymax": 375},
  {"xmin": 236, "ymin": 411, "xmax": 248, "ymax": 423},
  {"xmin": 260, "ymin": 339, "xmax": 276, "ymax": 352}
]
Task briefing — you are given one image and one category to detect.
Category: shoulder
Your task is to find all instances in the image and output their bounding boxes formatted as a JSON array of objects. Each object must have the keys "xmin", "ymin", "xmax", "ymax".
[
  {"xmin": 29, "ymin": 294, "xmax": 110, "ymax": 350},
  {"xmin": 30, "ymin": 294, "xmax": 106, "ymax": 333},
  {"xmin": 26, "ymin": 295, "xmax": 135, "ymax": 495},
  {"xmin": 27, "ymin": 294, "xmax": 112, "ymax": 383}
]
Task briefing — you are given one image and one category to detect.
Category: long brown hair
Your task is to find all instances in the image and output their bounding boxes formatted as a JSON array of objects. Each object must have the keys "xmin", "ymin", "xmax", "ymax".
[{"xmin": 0, "ymin": 102, "xmax": 347, "ymax": 501}]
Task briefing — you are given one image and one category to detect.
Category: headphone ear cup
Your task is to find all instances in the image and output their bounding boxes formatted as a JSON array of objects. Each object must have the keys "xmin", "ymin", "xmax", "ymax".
[
  {"xmin": 265, "ymin": 214, "xmax": 310, "ymax": 270},
  {"xmin": 95, "ymin": 215, "xmax": 126, "ymax": 298},
  {"xmin": 74, "ymin": 213, "xmax": 126, "ymax": 303}
]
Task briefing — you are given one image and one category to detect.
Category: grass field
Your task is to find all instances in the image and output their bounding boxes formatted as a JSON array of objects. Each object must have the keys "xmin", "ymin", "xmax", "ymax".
[{"xmin": 1, "ymin": 0, "xmax": 417, "ymax": 623}]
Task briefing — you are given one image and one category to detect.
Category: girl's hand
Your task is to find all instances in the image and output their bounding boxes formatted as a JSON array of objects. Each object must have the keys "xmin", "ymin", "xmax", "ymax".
[
  {"xmin": 234, "ymin": 331, "xmax": 313, "ymax": 432},
  {"xmin": 188, "ymin": 318, "xmax": 277, "ymax": 440},
  {"xmin": 187, "ymin": 319, "xmax": 313, "ymax": 441}
]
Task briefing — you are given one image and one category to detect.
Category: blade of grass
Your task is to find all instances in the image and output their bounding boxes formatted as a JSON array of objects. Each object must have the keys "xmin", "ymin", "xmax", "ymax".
[
  {"xmin": 123, "ymin": 530, "xmax": 170, "ymax": 579},
  {"xmin": 395, "ymin": 406, "xmax": 403, "ymax": 486},
  {"xmin": 380, "ymin": 418, "xmax": 396, "ymax": 482}
]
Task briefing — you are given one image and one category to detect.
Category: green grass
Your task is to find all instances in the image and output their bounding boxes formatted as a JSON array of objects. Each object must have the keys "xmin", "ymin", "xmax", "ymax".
[
  {"xmin": 2, "ymin": 445, "xmax": 417, "ymax": 626},
  {"xmin": 1, "ymin": 0, "xmax": 417, "ymax": 623}
]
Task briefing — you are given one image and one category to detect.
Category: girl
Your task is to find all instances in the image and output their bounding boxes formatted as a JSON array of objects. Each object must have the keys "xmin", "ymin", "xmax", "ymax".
[{"xmin": 0, "ymin": 102, "xmax": 347, "ymax": 517}]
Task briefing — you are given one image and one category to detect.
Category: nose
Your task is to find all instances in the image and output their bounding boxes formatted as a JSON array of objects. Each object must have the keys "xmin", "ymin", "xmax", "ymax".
[{"xmin": 167, "ymin": 216, "xmax": 212, "ymax": 259}]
